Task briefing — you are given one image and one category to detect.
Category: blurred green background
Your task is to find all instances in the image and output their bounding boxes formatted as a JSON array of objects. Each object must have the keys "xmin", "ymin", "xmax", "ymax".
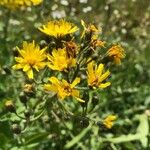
[{"xmin": 0, "ymin": 0, "xmax": 150, "ymax": 149}]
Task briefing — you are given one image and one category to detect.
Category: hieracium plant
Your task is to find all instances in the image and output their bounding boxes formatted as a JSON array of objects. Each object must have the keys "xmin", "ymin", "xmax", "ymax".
[{"xmin": 5, "ymin": 19, "xmax": 125, "ymax": 135}]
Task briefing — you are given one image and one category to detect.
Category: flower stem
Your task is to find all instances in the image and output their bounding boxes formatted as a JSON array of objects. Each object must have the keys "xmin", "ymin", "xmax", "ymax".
[{"xmin": 3, "ymin": 9, "xmax": 11, "ymax": 55}]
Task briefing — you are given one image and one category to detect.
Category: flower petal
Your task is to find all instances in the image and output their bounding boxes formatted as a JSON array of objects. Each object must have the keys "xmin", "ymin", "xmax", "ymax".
[
  {"xmin": 74, "ymin": 97, "xmax": 85, "ymax": 103},
  {"xmin": 99, "ymin": 82, "xmax": 111, "ymax": 89},
  {"xmin": 23, "ymin": 64, "xmax": 30, "ymax": 72},
  {"xmin": 49, "ymin": 77, "xmax": 60, "ymax": 85},
  {"xmin": 96, "ymin": 63, "xmax": 104, "ymax": 76},
  {"xmin": 44, "ymin": 84, "xmax": 58, "ymax": 92},
  {"xmin": 71, "ymin": 77, "xmax": 80, "ymax": 88},
  {"xmin": 99, "ymin": 70, "xmax": 110, "ymax": 82},
  {"xmin": 27, "ymin": 69, "xmax": 33, "ymax": 79},
  {"xmin": 12, "ymin": 64, "xmax": 23, "ymax": 70}
]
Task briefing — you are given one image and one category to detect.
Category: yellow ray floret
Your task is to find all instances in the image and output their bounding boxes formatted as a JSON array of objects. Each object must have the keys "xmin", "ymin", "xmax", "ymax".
[
  {"xmin": 0, "ymin": 0, "xmax": 43, "ymax": 9},
  {"xmin": 44, "ymin": 77, "xmax": 84, "ymax": 102},
  {"xmin": 47, "ymin": 48, "xmax": 76, "ymax": 71},
  {"xmin": 87, "ymin": 61, "xmax": 111, "ymax": 88},
  {"xmin": 103, "ymin": 115, "xmax": 117, "ymax": 129},
  {"xmin": 39, "ymin": 19, "xmax": 78, "ymax": 38},
  {"xmin": 107, "ymin": 44, "xmax": 125, "ymax": 65},
  {"xmin": 12, "ymin": 41, "xmax": 47, "ymax": 79}
]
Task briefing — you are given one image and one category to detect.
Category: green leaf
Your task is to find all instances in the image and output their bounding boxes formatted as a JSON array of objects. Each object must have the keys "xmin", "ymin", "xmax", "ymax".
[
  {"xmin": 102, "ymin": 133, "xmax": 142, "ymax": 143},
  {"xmin": 24, "ymin": 132, "xmax": 49, "ymax": 145},
  {"xmin": 0, "ymin": 121, "xmax": 13, "ymax": 149},
  {"xmin": 64, "ymin": 124, "xmax": 91, "ymax": 149},
  {"xmin": 137, "ymin": 114, "xmax": 149, "ymax": 148}
]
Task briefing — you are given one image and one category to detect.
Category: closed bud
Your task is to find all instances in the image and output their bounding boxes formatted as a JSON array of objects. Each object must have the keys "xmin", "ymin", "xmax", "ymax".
[
  {"xmin": 11, "ymin": 124, "xmax": 21, "ymax": 134},
  {"xmin": 80, "ymin": 93, "xmax": 89, "ymax": 107},
  {"xmin": 23, "ymin": 84, "xmax": 34, "ymax": 93},
  {"xmin": 43, "ymin": 115, "xmax": 50, "ymax": 123},
  {"xmin": 3, "ymin": 66, "xmax": 11, "ymax": 75},
  {"xmin": 5, "ymin": 100, "xmax": 16, "ymax": 113},
  {"xmin": 12, "ymin": 47, "xmax": 19, "ymax": 57},
  {"xmin": 23, "ymin": 84, "xmax": 35, "ymax": 97},
  {"xmin": 80, "ymin": 117, "xmax": 89, "ymax": 128},
  {"xmin": 24, "ymin": 111, "xmax": 30, "ymax": 118},
  {"xmin": 19, "ymin": 92, "xmax": 28, "ymax": 104},
  {"xmin": 64, "ymin": 114, "xmax": 71, "ymax": 121},
  {"xmin": 96, "ymin": 121, "xmax": 103, "ymax": 127},
  {"xmin": 40, "ymin": 40, "xmax": 47, "ymax": 49},
  {"xmin": 92, "ymin": 96, "xmax": 99, "ymax": 106}
]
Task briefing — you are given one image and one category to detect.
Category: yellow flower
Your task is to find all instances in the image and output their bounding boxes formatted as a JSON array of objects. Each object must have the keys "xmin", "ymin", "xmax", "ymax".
[
  {"xmin": 90, "ymin": 35, "xmax": 106, "ymax": 50},
  {"xmin": 103, "ymin": 115, "xmax": 117, "ymax": 129},
  {"xmin": 44, "ymin": 77, "xmax": 84, "ymax": 102},
  {"xmin": 107, "ymin": 44, "xmax": 125, "ymax": 65},
  {"xmin": 0, "ymin": 0, "xmax": 43, "ymax": 9},
  {"xmin": 87, "ymin": 61, "xmax": 111, "ymax": 88},
  {"xmin": 39, "ymin": 19, "xmax": 78, "ymax": 38},
  {"xmin": 81, "ymin": 20, "xmax": 101, "ymax": 38},
  {"xmin": 12, "ymin": 41, "xmax": 47, "ymax": 79},
  {"xmin": 47, "ymin": 48, "xmax": 76, "ymax": 71}
]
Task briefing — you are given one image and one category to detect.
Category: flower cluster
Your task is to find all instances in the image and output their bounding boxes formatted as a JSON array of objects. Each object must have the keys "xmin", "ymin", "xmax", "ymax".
[
  {"xmin": 12, "ymin": 19, "xmax": 125, "ymax": 130},
  {"xmin": 0, "ymin": 0, "xmax": 43, "ymax": 9}
]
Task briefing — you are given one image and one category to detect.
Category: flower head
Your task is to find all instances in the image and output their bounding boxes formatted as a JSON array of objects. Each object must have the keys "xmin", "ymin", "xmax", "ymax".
[
  {"xmin": 64, "ymin": 41, "xmax": 78, "ymax": 58},
  {"xmin": 81, "ymin": 20, "xmax": 101, "ymax": 39},
  {"xmin": 90, "ymin": 35, "xmax": 106, "ymax": 50},
  {"xmin": 87, "ymin": 61, "xmax": 111, "ymax": 88},
  {"xmin": 23, "ymin": 84, "xmax": 34, "ymax": 93},
  {"xmin": 107, "ymin": 44, "xmax": 125, "ymax": 65},
  {"xmin": 5, "ymin": 100, "xmax": 16, "ymax": 113},
  {"xmin": 47, "ymin": 48, "xmax": 76, "ymax": 72},
  {"xmin": 0, "ymin": 0, "xmax": 43, "ymax": 9},
  {"xmin": 103, "ymin": 115, "xmax": 117, "ymax": 129},
  {"xmin": 39, "ymin": 19, "xmax": 78, "ymax": 38},
  {"xmin": 44, "ymin": 77, "xmax": 84, "ymax": 102},
  {"xmin": 12, "ymin": 41, "xmax": 47, "ymax": 79}
]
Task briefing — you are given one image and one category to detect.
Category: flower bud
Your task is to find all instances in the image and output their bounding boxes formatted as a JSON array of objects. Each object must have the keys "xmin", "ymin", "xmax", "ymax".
[
  {"xmin": 42, "ymin": 115, "xmax": 50, "ymax": 123},
  {"xmin": 40, "ymin": 40, "xmax": 47, "ymax": 49},
  {"xmin": 23, "ymin": 84, "xmax": 34, "ymax": 93},
  {"xmin": 12, "ymin": 47, "xmax": 19, "ymax": 57},
  {"xmin": 11, "ymin": 124, "xmax": 21, "ymax": 134},
  {"xmin": 24, "ymin": 110, "xmax": 30, "ymax": 118},
  {"xmin": 5, "ymin": 100, "xmax": 16, "ymax": 113},
  {"xmin": 19, "ymin": 92, "xmax": 28, "ymax": 104},
  {"xmin": 96, "ymin": 121, "xmax": 103, "ymax": 127},
  {"xmin": 23, "ymin": 84, "xmax": 35, "ymax": 97},
  {"xmin": 80, "ymin": 93, "xmax": 89, "ymax": 107},
  {"xmin": 92, "ymin": 96, "xmax": 99, "ymax": 106},
  {"xmin": 3, "ymin": 66, "xmax": 11, "ymax": 75},
  {"xmin": 79, "ymin": 117, "xmax": 89, "ymax": 128},
  {"xmin": 64, "ymin": 41, "xmax": 78, "ymax": 58}
]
